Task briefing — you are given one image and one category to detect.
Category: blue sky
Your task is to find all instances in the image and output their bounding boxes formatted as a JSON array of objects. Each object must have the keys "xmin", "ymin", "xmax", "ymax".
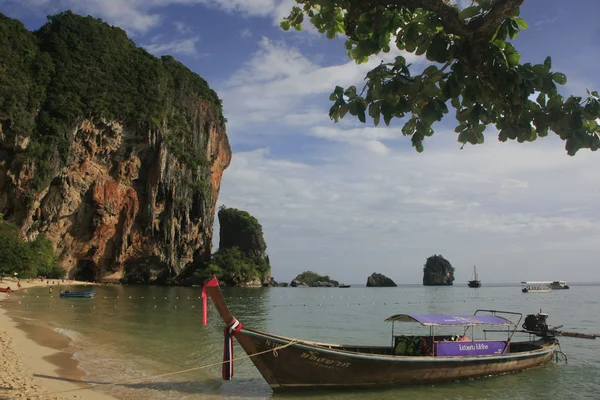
[{"xmin": 3, "ymin": 0, "xmax": 600, "ymax": 284}]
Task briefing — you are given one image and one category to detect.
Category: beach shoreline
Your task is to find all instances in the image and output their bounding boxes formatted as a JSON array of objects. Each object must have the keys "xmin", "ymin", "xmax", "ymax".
[{"xmin": 0, "ymin": 278, "xmax": 116, "ymax": 400}]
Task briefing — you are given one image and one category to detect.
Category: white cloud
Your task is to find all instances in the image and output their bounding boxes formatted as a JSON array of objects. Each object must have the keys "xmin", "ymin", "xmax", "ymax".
[
  {"xmin": 8, "ymin": 0, "xmax": 295, "ymax": 33},
  {"xmin": 239, "ymin": 28, "xmax": 253, "ymax": 38},
  {"xmin": 143, "ymin": 36, "xmax": 201, "ymax": 57},
  {"xmin": 217, "ymin": 138, "xmax": 600, "ymax": 284},
  {"xmin": 174, "ymin": 21, "xmax": 194, "ymax": 35},
  {"xmin": 220, "ymin": 36, "xmax": 421, "ymax": 136}
]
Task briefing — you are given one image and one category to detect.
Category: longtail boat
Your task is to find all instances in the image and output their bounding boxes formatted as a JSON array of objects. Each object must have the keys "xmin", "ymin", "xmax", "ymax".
[
  {"xmin": 59, "ymin": 290, "xmax": 95, "ymax": 298},
  {"xmin": 202, "ymin": 276, "xmax": 561, "ymax": 391}
]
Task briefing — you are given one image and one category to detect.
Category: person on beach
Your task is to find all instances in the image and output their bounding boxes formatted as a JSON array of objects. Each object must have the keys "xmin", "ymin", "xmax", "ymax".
[
  {"xmin": 17, "ymin": 281, "xmax": 22, "ymax": 289},
  {"xmin": 49, "ymin": 287, "xmax": 53, "ymax": 294}
]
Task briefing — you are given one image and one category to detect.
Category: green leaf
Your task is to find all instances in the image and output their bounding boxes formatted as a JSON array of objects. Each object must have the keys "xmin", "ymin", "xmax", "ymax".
[
  {"xmin": 552, "ymin": 72, "xmax": 567, "ymax": 85},
  {"xmin": 536, "ymin": 92, "xmax": 546, "ymax": 107},
  {"xmin": 280, "ymin": 20, "xmax": 291, "ymax": 31},
  {"xmin": 344, "ymin": 86, "xmax": 357, "ymax": 99},
  {"xmin": 513, "ymin": 17, "xmax": 528, "ymax": 29},
  {"xmin": 356, "ymin": 101, "xmax": 366, "ymax": 123},
  {"xmin": 459, "ymin": 6, "xmax": 481, "ymax": 20},
  {"xmin": 506, "ymin": 52, "xmax": 521, "ymax": 66}
]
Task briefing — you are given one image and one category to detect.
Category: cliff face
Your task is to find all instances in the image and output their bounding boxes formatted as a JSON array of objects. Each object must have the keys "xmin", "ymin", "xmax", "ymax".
[
  {"xmin": 366, "ymin": 272, "xmax": 397, "ymax": 287},
  {"xmin": 218, "ymin": 206, "xmax": 269, "ymax": 268},
  {"xmin": 423, "ymin": 254, "xmax": 455, "ymax": 285},
  {"xmin": 0, "ymin": 12, "xmax": 231, "ymax": 282}
]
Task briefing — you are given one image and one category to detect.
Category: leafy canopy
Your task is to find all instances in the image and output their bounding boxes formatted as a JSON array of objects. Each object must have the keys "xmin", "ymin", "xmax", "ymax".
[
  {"xmin": 281, "ymin": 0, "xmax": 600, "ymax": 155},
  {"xmin": 0, "ymin": 215, "xmax": 65, "ymax": 279}
]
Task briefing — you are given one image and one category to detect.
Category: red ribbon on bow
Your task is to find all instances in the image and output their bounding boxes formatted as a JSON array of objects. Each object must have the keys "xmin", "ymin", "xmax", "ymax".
[{"xmin": 201, "ymin": 276, "xmax": 219, "ymax": 326}]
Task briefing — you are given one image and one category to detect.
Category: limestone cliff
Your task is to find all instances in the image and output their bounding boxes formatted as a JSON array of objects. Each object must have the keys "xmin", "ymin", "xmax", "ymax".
[
  {"xmin": 366, "ymin": 272, "xmax": 397, "ymax": 287},
  {"xmin": 0, "ymin": 12, "xmax": 231, "ymax": 283},
  {"xmin": 423, "ymin": 254, "xmax": 455, "ymax": 285},
  {"xmin": 209, "ymin": 206, "xmax": 271, "ymax": 285}
]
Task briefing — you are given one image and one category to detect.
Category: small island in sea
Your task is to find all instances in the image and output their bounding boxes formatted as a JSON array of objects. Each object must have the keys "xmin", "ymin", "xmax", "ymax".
[{"xmin": 422, "ymin": 254, "xmax": 455, "ymax": 286}]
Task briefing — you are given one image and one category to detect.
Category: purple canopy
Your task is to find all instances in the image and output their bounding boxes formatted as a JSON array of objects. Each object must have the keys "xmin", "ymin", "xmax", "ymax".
[{"xmin": 384, "ymin": 314, "xmax": 512, "ymax": 326}]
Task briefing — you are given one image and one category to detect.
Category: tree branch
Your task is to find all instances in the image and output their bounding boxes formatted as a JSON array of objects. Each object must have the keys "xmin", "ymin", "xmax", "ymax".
[
  {"xmin": 345, "ymin": 0, "xmax": 469, "ymax": 38},
  {"xmin": 476, "ymin": 0, "xmax": 524, "ymax": 37}
]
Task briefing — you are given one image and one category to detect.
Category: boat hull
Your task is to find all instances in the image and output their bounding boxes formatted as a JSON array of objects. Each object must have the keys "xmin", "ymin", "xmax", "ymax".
[
  {"xmin": 59, "ymin": 291, "xmax": 95, "ymax": 298},
  {"xmin": 235, "ymin": 330, "xmax": 557, "ymax": 391}
]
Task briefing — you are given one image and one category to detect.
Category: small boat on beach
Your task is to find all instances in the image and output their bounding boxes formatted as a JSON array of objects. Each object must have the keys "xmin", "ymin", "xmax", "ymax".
[
  {"xmin": 0, "ymin": 287, "xmax": 13, "ymax": 293},
  {"xmin": 467, "ymin": 265, "xmax": 481, "ymax": 288},
  {"xmin": 59, "ymin": 290, "xmax": 95, "ymax": 298},
  {"xmin": 521, "ymin": 282, "xmax": 552, "ymax": 293},
  {"xmin": 202, "ymin": 276, "xmax": 561, "ymax": 391}
]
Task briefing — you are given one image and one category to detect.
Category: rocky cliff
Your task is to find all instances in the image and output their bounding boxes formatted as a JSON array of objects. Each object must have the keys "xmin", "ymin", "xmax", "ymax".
[
  {"xmin": 366, "ymin": 272, "xmax": 397, "ymax": 287},
  {"xmin": 202, "ymin": 207, "xmax": 271, "ymax": 286},
  {"xmin": 423, "ymin": 254, "xmax": 455, "ymax": 285},
  {"xmin": 0, "ymin": 12, "xmax": 231, "ymax": 283}
]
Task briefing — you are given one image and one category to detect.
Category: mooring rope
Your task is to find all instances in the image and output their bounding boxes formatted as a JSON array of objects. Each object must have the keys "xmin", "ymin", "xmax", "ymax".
[{"xmin": 4, "ymin": 338, "xmax": 298, "ymax": 399}]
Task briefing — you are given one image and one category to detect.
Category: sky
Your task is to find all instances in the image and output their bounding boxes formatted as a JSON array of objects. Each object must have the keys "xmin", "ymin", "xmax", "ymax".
[{"xmin": 2, "ymin": 0, "xmax": 599, "ymax": 284}]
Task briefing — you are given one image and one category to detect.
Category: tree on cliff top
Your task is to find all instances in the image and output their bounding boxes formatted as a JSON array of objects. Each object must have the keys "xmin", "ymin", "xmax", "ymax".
[
  {"xmin": 423, "ymin": 254, "xmax": 455, "ymax": 285},
  {"xmin": 281, "ymin": 0, "xmax": 600, "ymax": 155}
]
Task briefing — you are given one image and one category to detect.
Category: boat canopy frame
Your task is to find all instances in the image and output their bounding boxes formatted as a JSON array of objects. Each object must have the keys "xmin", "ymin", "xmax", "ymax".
[{"xmin": 387, "ymin": 309, "xmax": 523, "ymax": 355}]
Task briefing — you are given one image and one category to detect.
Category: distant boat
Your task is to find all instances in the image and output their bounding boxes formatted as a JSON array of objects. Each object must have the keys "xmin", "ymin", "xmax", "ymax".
[
  {"xmin": 339, "ymin": 284, "xmax": 351, "ymax": 288},
  {"xmin": 59, "ymin": 290, "xmax": 95, "ymax": 298},
  {"xmin": 521, "ymin": 282, "xmax": 552, "ymax": 293},
  {"xmin": 550, "ymin": 281, "xmax": 570, "ymax": 290},
  {"xmin": 467, "ymin": 265, "xmax": 481, "ymax": 288}
]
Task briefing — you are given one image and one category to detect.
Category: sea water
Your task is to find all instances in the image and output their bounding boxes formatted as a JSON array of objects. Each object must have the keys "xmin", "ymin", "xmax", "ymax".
[{"xmin": 3, "ymin": 283, "xmax": 600, "ymax": 400}]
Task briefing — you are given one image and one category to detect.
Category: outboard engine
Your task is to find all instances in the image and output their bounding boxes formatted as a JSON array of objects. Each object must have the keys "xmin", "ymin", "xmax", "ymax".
[{"xmin": 523, "ymin": 313, "xmax": 549, "ymax": 335}]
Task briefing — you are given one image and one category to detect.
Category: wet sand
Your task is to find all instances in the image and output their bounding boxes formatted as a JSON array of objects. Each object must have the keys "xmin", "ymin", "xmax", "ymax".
[{"xmin": 0, "ymin": 278, "xmax": 116, "ymax": 400}]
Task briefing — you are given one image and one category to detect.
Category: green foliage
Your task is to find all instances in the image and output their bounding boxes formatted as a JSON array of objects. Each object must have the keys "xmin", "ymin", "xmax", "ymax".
[
  {"xmin": 207, "ymin": 247, "xmax": 270, "ymax": 285},
  {"xmin": 294, "ymin": 270, "xmax": 334, "ymax": 285},
  {"xmin": 282, "ymin": 1, "xmax": 600, "ymax": 155},
  {"xmin": 423, "ymin": 254, "xmax": 455, "ymax": 285},
  {"xmin": 218, "ymin": 205, "xmax": 268, "ymax": 258},
  {"xmin": 0, "ymin": 11, "xmax": 225, "ymax": 192},
  {"xmin": 0, "ymin": 217, "xmax": 65, "ymax": 279}
]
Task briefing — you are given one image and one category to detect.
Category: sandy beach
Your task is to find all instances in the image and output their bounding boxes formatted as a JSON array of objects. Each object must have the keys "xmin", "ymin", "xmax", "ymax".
[{"xmin": 0, "ymin": 278, "xmax": 116, "ymax": 400}]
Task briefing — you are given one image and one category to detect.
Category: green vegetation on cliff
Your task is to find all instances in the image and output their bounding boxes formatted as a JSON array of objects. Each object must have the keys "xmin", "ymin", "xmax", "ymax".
[
  {"xmin": 292, "ymin": 271, "xmax": 339, "ymax": 287},
  {"xmin": 0, "ymin": 214, "xmax": 65, "ymax": 279},
  {"xmin": 423, "ymin": 254, "xmax": 455, "ymax": 285},
  {"xmin": 198, "ymin": 206, "xmax": 270, "ymax": 286},
  {"xmin": 0, "ymin": 11, "xmax": 225, "ymax": 191}
]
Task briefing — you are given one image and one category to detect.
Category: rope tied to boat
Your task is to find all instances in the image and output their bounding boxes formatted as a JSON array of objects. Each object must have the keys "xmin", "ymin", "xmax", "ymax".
[
  {"xmin": 13, "ymin": 338, "xmax": 298, "ymax": 399},
  {"xmin": 223, "ymin": 318, "xmax": 243, "ymax": 380}
]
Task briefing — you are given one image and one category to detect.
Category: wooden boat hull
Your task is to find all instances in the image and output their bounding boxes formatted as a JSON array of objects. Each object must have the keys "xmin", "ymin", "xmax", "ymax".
[{"xmin": 235, "ymin": 329, "xmax": 557, "ymax": 391}]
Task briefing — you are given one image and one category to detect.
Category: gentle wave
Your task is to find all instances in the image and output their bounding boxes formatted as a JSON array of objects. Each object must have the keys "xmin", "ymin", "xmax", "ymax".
[{"xmin": 53, "ymin": 327, "xmax": 81, "ymax": 342}]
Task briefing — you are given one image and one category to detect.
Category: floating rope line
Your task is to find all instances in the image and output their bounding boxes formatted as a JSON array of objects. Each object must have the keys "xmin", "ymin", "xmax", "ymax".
[{"xmin": 10, "ymin": 338, "xmax": 298, "ymax": 399}]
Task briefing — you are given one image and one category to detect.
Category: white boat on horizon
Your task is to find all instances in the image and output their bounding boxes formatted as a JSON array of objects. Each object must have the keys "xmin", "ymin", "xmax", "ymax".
[{"xmin": 521, "ymin": 281, "xmax": 552, "ymax": 293}]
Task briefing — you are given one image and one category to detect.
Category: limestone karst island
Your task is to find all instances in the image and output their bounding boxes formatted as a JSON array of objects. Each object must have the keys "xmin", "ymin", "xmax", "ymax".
[{"xmin": 1, "ymin": 2, "xmax": 599, "ymax": 400}]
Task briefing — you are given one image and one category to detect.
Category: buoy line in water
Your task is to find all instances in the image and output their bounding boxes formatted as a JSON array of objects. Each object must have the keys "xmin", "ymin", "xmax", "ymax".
[{"xmin": 1, "ymin": 295, "xmax": 567, "ymax": 311}]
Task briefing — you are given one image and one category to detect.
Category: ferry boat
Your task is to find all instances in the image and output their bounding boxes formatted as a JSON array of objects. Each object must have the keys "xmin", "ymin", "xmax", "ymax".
[
  {"xmin": 521, "ymin": 282, "xmax": 552, "ymax": 293},
  {"xmin": 549, "ymin": 280, "xmax": 569, "ymax": 289}
]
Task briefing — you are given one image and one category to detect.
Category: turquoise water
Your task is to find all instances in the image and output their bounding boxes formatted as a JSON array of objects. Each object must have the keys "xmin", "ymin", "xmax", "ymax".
[{"xmin": 3, "ymin": 284, "xmax": 600, "ymax": 400}]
